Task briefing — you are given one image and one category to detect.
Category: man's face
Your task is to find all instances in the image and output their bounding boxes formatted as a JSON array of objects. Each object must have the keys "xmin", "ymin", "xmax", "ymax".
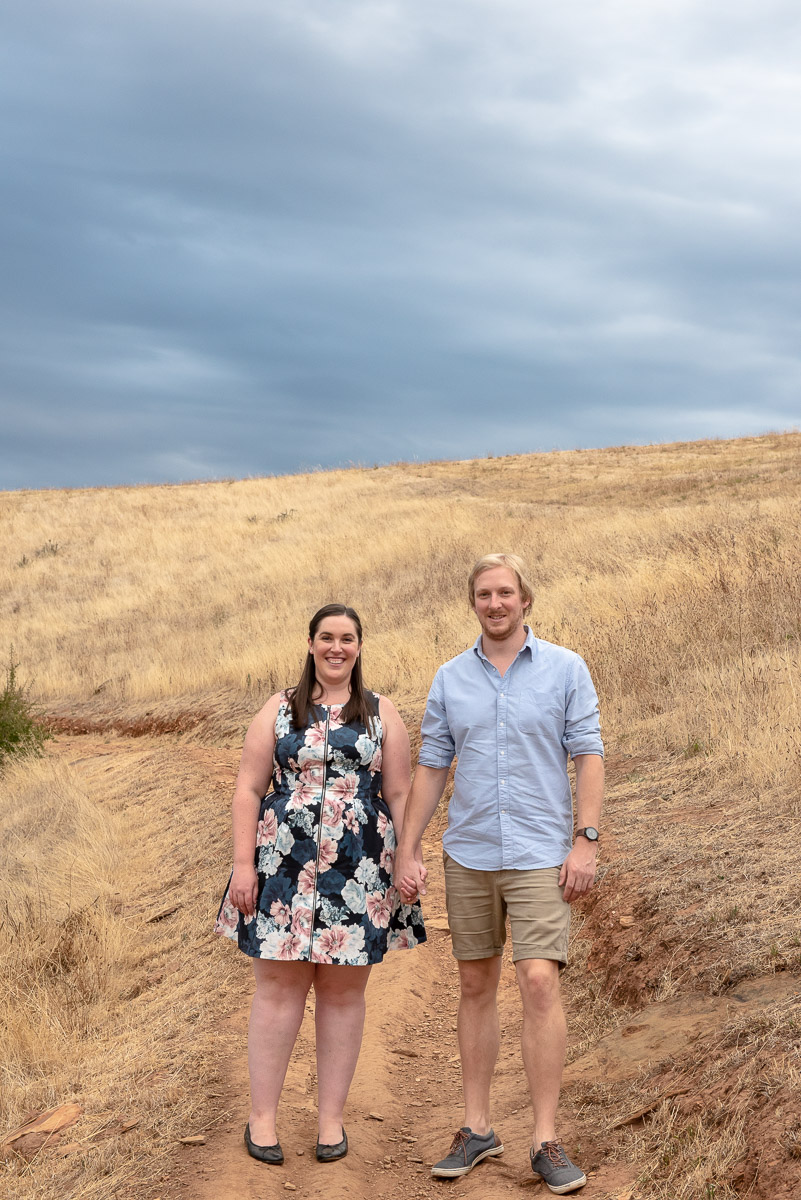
[{"xmin": 472, "ymin": 566, "xmax": 528, "ymax": 643}]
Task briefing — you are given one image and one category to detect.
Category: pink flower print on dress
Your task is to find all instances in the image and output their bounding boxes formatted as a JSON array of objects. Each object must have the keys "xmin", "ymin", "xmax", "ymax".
[
  {"xmin": 256, "ymin": 809, "xmax": 278, "ymax": 847},
  {"xmin": 327, "ymin": 705, "xmax": 345, "ymax": 730},
  {"xmin": 304, "ymin": 723, "xmax": 327, "ymax": 749},
  {"xmin": 275, "ymin": 931, "xmax": 304, "ymax": 960},
  {"xmin": 380, "ymin": 846, "xmax": 394, "ymax": 874},
  {"xmin": 366, "ymin": 891, "xmax": 392, "ymax": 929},
  {"xmin": 317, "ymin": 837, "xmax": 339, "ymax": 872},
  {"xmin": 344, "ymin": 809, "xmax": 360, "ymax": 833},
  {"xmin": 322, "ymin": 796, "xmax": 346, "ymax": 828},
  {"xmin": 329, "ymin": 772, "xmax": 359, "ymax": 803},
  {"xmin": 369, "ymin": 745, "xmax": 383, "ymax": 772},
  {"xmin": 270, "ymin": 900, "xmax": 291, "ymax": 928},
  {"xmin": 297, "ymin": 861, "xmax": 317, "ymax": 895},
  {"xmin": 376, "ymin": 811, "xmax": 389, "ymax": 838},
  {"xmin": 289, "ymin": 767, "xmax": 321, "ymax": 809},
  {"xmin": 215, "ymin": 895, "xmax": 240, "ymax": 935},
  {"xmin": 291, "ymin": 904, "xmax": 313, "ymax": 938},
  {"xmin": 315, "ymin": 925, "xmax": 350, "ymax": 959}
]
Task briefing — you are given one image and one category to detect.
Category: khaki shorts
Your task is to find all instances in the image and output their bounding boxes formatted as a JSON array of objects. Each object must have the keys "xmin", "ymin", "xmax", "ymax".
[{"xmin": 443, "ymin": 852, "xmax": 570, "ymax": 965}]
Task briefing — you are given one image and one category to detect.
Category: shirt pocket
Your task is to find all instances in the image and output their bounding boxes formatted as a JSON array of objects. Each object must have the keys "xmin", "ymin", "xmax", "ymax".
[{"xmin": 518, "ymin": 689, "xmax": 565, "ymax": 735}]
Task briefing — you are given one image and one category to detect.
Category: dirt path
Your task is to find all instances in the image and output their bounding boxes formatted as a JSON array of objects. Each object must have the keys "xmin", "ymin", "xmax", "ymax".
[
  {"xmin": 162, "ymin": 844, "xmax": 642, "ymax": 1200},
  {"xmin": 46, "ymin": 734, "xmax": 799, "ymax": 1200}
]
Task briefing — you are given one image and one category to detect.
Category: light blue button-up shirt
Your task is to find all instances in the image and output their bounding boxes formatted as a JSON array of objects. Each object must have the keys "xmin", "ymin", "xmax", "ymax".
[{"xmin": 418, "ymin": 627, "xmax": 603, "ymax": 871}]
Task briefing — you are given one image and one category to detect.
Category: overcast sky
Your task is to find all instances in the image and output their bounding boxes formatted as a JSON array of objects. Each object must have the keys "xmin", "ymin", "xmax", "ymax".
[{"xmin": 2, "ymin": 0, "xmax": 800, "ymax": 490}]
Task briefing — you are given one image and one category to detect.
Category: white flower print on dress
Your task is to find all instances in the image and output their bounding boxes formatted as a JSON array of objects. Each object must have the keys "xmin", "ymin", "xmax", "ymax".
[
  {"xmin": 376, "ymin": 811, "xmax": 389, "ymax": 838},
  {"xmin": 341, "ymin": 879, "xmax": 367, "ymax": 913},
  {"xmin": 274, "ymin": 704, "xmax": 291, "ymax": 738},
  {"xmin": 354, "ymin": 733, "xmax": 376, "ymax": 766},
  {"xmin": 342, "ymin": 925, "xmax": 366, "ymax": 960},
  {"xmin": 216, "ymin": 895, "xmax": 239, "ymax": 934},
  {"xmin": 275, "ymin": 824, "xmax": 295, "ymax": 856},
  {"xmin": 355, "ymin": 857, "xmax": 380, "ymax": 889},
  {"xmin": 297, "ymin": 745, "xmax": 325, "ymax": 772},
  {"xmin": 261, "ymin": 930, "xmax": 304, "ymax": 960},
  {"xmin": 257, "ymin": 846, "xmax": 282, "ymax": 877}
]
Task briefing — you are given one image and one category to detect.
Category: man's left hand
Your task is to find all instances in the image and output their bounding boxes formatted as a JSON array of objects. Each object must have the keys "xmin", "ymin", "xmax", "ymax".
[{"xmin": 559, "ymin": 840, "xmax": 598, "ymax": 903}]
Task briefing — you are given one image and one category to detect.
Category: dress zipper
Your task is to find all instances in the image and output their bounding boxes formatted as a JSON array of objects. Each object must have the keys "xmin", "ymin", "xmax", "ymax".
[{"xmin": 307, "ymin": 706, "xmax": 330, "ymax": 961}]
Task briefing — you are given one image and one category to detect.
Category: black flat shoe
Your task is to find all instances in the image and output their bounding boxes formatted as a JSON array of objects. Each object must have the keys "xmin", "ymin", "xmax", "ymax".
[
  {"xmin": 316, "ymin": 1127, "xmax": 348, "ymax": 1162},
  {"xmin": 244, "ymin": 1123, "xmax": 284, "ymax": 1164}
]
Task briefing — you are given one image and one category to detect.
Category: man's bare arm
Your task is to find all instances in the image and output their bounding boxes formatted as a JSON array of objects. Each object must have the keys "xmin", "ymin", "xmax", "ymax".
[
  {"xmin": 393, "ymin": 764, "xmax": 450, "ymax": 900},
  {"xmin": 559, "ymin": 753, "xmax": 604, "ymax": 903}
]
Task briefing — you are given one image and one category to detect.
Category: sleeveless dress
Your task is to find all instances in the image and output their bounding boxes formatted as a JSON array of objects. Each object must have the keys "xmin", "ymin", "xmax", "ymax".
[{"xmin": 214, "ymin": 691, "xmax": 426, "ymax": 964}]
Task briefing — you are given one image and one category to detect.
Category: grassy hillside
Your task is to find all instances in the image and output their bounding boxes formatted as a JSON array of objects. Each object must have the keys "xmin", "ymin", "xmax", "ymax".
[{"xmin": 1, "ymin": 431, "xmax": 800, "ymax": 1199}]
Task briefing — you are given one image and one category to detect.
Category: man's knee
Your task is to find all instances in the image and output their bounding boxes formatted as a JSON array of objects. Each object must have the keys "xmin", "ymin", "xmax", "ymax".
[
  {"xmin": 458, "ymin": 956, "xmax": 502, "ymax": 1001},
  {"xmin": 515, "ymin": 958, "xmax": 561, "ymax": 1013}
]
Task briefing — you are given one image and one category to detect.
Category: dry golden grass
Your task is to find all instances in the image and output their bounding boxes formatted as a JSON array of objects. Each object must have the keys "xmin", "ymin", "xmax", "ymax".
[{"xmin": 2, "ymin": 430, "xmax": 800, "ymax": 1198}]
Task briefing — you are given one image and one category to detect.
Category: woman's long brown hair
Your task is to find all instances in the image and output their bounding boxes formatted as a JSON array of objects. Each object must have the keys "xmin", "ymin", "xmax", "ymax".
[{"xmin": 288, "ymin": 604, "xmax": 376, "ymax": 735}]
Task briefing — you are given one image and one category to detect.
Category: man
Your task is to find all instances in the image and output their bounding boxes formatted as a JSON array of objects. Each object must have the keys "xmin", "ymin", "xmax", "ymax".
[{"xmin": 394, "ymin": 553, "xmax": 603, "ymax": 1194}]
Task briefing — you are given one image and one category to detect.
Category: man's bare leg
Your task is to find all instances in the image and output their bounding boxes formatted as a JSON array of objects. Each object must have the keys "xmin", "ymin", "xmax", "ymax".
[
  {"xmin": 457, "ymin": 956, "xmax": 503, "ymax": 1134},
  {"xmin": 515, "ymin": 957, "xmax": 566, "ymax": 1145}
]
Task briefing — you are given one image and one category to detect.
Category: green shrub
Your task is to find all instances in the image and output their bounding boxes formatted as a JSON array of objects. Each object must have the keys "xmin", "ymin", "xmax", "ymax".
[{"xmin": 0, "ymin": 654, "xmax": 51, "ymax": 769}]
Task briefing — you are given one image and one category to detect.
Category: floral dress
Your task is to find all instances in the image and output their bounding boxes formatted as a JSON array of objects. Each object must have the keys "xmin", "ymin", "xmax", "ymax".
[{"xmin": 214, "ymin": 691, "xmax": 426, "ymax": 965}]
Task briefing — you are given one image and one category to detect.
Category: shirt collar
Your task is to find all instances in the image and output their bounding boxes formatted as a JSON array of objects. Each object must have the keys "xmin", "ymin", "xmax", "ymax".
[{"xmin": 472, "ymin": 624, "xmax": 536, "ymax": 664}]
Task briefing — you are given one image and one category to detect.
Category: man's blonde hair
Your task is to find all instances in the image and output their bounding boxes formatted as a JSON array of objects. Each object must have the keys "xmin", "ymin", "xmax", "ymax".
[{"xmin": 468, "ymin": 553, "xmax": 533, "ymax": 617}]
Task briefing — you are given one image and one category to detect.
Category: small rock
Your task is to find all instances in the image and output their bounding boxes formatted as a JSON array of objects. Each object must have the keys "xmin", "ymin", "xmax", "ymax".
[
  {"xmin": 284, "ymin": 1184, "xmax": 297, "ymax": 1192},
  {"xmin": 296, "ymin": 1148, "xmax": 305, "ymax": 1155},
  {"xmin": 368, "ymin": 1112, "xmax": 384, "ymax": 1121},
  {"xmin": 179, "ymin": 1135, "xmax": 206, "ymax": 1145}
]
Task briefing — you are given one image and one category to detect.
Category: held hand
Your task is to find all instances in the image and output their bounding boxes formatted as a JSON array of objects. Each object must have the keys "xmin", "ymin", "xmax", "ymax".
[
  {"xmin": 229, "ymin": 863, "xmax": 259, "ymax": 917},
  {"xmin": 394, "ymin": 845, "xmax": 427, "ymax": 902},
  {"xmin": 559, "ymin": 841, "xmax": 598, "ymax": 904}
]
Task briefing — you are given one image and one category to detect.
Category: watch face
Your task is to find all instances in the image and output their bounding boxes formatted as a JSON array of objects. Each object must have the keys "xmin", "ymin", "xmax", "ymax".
[{"xmin": 583, "ymin": 827, "xmax": 599, "ymax": 841}]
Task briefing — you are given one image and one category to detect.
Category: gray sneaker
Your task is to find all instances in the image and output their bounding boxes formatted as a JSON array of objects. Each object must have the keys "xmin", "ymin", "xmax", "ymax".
[
  {"xmin": 529, "ymin": 1141, "xmax": 587, "ymax": 1193},
  {"xmin": 431, "ymin": 1127, "xmax": 504, "ymax": 1177}
]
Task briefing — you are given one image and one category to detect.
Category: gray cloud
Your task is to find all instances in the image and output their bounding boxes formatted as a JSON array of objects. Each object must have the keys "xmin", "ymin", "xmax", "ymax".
[{"xmin": 1, "ymin": 0, "xmax": 800, "ymax": 489}]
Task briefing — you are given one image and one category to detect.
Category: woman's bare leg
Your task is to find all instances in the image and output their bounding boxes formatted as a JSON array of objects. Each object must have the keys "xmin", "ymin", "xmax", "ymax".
[
  {"xmin": 247, "ymin": 959, "xmax": 315, "ymax": 1144},
  {"xmin": 312, "ymin": 964, "xmax": 372, "ymax": 1144}
]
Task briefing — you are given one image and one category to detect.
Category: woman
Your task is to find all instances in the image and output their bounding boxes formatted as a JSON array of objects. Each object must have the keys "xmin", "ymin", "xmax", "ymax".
[{"xmin": 215, "ymin": 603, "xmax": 426, "ymax": 1165}]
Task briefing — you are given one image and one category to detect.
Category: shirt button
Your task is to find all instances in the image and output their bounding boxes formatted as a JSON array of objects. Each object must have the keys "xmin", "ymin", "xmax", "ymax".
[
  {"xmin": 500, "ymin": 750, "xmax": 505, "ymax": 755},
  {"xmin": 501, "ymin": 779, "xmax": 506, "ymax": 785}
]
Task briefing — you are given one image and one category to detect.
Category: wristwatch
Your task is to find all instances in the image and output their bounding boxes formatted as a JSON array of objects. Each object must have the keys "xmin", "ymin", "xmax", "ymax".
[{"xmin": 575, "ymin": 827, "xmax": 599, "ymax": 842}]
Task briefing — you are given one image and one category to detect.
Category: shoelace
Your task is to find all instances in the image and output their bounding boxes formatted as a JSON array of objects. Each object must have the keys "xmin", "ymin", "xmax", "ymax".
[
  {"xmin": 448, "ymin": 1130, "xmax": 471, "ymax": 1161},
  {"xmin": 539, "ymin": 1140, "xmax": 569, "ymax": 1167}
]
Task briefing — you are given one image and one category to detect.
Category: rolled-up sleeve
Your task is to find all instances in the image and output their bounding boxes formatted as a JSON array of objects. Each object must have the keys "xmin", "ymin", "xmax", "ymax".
[
  {"xmin": 417, "ymin": 669, "xmax": 456, "ymax": 769},
  {"xmin": 561, "ymin": 657, "xmax": 603, "ymax": 759}
]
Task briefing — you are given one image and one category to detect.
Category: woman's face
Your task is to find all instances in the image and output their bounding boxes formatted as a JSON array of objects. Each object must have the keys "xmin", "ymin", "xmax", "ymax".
[{"xmin": 308, "ymin": 614, "xmax": 361, "ymax": 689}]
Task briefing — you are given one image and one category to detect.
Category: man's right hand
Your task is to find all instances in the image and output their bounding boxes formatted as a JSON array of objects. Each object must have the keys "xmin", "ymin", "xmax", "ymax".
[{"xmin": 394, "ymin": 844, "xmax": 428, "ymax": 902}]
